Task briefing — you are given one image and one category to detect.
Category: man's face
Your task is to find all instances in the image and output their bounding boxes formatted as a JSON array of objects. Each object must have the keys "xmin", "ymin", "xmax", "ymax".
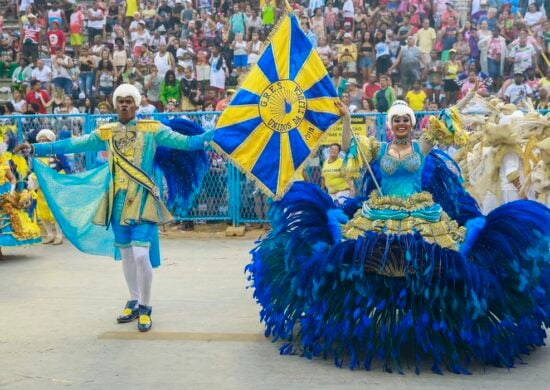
[
  {"xmin": 423, "ymin": 19, "xmax": 429, "ymax": 28},
  {"xmin": 519, "ymin": 33, "xmax": 527, "ymax": 46},
  {"xmin": 380, "ymin": 78, "xmax": 387, "ymax": 88},
  {"xmin": 514, "ymin": 74, "xmax": 523, "ymax": 85},
  {"xmin": 37, "ymin": 60, "xmax": 44, "ymax": 69},
  {"xmin": 341, "ymin": 92, "xmax": 350, "ymax": 105},
  {"xmin": 116, "ymin": 96, "xmax": 137, "ymax": 122}
]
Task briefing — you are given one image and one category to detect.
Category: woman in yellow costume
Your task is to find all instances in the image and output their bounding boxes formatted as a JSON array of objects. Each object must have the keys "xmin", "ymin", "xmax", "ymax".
[
  {"xmin": 0, "ymin": 126, "xmax": 41, "ymax": 255},
  {"xmin": 28, "ymin": 130, "xmax": 69, "ymax": 245}
]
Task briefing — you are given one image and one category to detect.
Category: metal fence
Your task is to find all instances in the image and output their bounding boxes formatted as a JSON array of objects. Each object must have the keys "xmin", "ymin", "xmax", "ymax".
[{"xmin": 1, "ymin": 109, "xmax": 548, "ymax": 225}]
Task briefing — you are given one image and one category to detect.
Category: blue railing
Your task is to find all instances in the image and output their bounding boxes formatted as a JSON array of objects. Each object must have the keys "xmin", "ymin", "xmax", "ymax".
[{"xmin": 1, "ymin": 109, "xmax": 547, "ymax": 225}]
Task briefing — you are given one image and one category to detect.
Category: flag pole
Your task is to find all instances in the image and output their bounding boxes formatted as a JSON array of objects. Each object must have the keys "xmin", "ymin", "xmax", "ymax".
[{"xmin": 346, "ymin": 118, "xmax": 383, "ymax": 196}]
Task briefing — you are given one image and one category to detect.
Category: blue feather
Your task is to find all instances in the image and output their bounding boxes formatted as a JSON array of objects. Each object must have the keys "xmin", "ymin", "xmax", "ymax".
[
  {"xmin": 421, "ymin": 150, "xmax": 482, "ymax": 225},
  {"xmin": 247, "ymin": 151, "xmax": 550, "ymax": 373},
  {"xmin": 327, "ymin": 208, "xmax": 349, "ymax": 243},
  {"xmin": 154, "ymin": 118, "xmax": 209, "ymax": 217},
  {"xmin": 459, "ymin": 217, "xmax": 486, "ymax": 256}
]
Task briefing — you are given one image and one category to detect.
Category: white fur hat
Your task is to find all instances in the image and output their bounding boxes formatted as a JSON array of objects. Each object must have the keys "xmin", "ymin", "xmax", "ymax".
[
  {"xmin": 36, "ymin": 129, "xmax": 56, "ymax": 142},
  {"xmin": 112, "ymin": 83, "xmax": 142, "ymax": 107},
  {"xmin": 387, "ymin": 100, "xmax": 416, "ymax": 128}
]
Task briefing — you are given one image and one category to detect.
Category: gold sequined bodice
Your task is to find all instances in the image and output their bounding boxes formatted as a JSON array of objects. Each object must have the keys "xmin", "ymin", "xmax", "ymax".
[{"xmin": 112, "ymin": 126, "xmax": 138, "ymax": 193}]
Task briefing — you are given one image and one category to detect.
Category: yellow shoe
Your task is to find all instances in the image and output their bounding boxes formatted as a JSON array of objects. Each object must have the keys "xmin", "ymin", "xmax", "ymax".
[
  {"xmin": 117, "ymin": 300, "xmax": 139, "ymax": 323},
  {"xmin": 137, "ymin": 305, "xmax": 152, "ymax": 332}
]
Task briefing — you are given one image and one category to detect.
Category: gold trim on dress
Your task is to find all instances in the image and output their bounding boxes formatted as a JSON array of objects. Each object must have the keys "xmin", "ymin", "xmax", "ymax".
[{"xmin": 343, "ymin": 191, "xmax": 466, "ymax": 251}]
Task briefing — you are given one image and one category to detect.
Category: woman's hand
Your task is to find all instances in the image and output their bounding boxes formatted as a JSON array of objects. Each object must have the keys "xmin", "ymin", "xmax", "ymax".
[
  {"xmin": 335, "ymin": 100, "xmax": 350, "ymax": 118},
  {"xmin": 473, "ymin": 77, "xmax": 480, "ymax": 92},
  {"xmin": 13, "ymin": 143, "xmax": 32, "ymax": 154}
]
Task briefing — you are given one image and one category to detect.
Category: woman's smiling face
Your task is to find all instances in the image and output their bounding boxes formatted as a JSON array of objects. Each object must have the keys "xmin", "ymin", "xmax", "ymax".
[{"xmin": 392, "ymin": 115, "xmax": 412, "ymax": 139}]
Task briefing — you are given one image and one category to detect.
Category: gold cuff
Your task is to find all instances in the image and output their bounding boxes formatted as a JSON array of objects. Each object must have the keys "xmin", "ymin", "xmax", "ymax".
[{"xmin": 506, "ymin": 170, "xmax": 520, "ymax": 183}]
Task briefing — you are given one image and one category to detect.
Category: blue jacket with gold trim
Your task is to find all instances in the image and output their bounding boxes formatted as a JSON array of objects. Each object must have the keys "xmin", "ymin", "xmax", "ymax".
[{"xmin": 33, "ymin": 119, "xmax": 211, "ymax": 227}]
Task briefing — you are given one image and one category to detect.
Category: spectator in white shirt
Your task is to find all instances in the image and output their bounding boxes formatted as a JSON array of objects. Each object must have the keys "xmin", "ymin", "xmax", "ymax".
[
  {"xmin": 505, "ymin": 72, "xmax": 533, "ymax": 105},
  {"xmin": 87, "ymin": 2, "xmax": 106, "ymax": 46},
  {"xmin": 136, "ymin": 96, "xmax": 158, "ymax": 118},
  {"xmin": 342, "ymin": 0, "xmax": 355, "ymax": 24},
  {"xmin": 31, "ymin": 59, "xmax": 52, "ymax": 92}
]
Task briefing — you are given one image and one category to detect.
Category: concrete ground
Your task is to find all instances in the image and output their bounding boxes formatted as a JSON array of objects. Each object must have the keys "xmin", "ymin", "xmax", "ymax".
[{"xmin": 1, "ymin": 233, "xmax": 550, "ymax": 389}]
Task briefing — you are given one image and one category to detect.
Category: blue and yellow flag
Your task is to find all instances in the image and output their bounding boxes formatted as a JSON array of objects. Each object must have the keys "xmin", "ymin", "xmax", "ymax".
[{"xmin": 212, "ymin": 13, "xmax": 340, "ymax": 199}]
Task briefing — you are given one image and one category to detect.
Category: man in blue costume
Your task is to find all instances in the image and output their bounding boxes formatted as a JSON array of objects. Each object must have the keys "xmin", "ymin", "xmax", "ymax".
[{"xmin": 15, "ymin": 84, "xmax": 213, "ymax": 332}]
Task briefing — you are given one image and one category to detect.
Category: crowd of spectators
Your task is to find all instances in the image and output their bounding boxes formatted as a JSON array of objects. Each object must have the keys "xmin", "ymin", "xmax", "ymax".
[
  {"xmin": 0, "ymin": 0, "xmax": 547, "ymax": 223},
  {"xmin": 0, "ymin": 0, "xmax": 547, "ymax": 119}
]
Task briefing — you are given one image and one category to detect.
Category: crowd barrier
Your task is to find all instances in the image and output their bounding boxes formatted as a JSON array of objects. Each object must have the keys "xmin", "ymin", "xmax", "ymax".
[{"xmin": 0, "ymin": 109, "xmax": 548, "ymax": 225}]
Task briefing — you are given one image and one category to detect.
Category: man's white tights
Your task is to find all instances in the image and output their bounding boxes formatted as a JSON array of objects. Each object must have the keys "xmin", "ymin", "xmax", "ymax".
[{"xmin": 120, "ymin": 246, "xmax": 153, "ymax": 307}]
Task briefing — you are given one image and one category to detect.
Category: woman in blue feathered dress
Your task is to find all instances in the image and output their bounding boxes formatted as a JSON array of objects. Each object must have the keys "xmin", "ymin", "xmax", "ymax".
[{"xmin": 247, "ymin": 85, "xmax": 550, "ymax": 373}]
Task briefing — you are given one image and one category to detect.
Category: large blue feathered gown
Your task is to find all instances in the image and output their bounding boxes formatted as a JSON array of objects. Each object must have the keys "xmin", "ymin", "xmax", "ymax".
[{"xmin": 247, "ymin": 141, "xmax": 550, "ymax": 374}]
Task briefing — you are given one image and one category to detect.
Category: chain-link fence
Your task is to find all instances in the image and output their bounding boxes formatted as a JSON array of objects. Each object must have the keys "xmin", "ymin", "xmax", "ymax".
[{"xmin": 1, "ymin": 109, "xmax": 548, "ymax": 225}]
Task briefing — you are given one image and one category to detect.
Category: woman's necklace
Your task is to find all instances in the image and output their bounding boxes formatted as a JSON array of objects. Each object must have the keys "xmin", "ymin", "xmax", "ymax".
[{"xmin": 393, "ymin": 137, "xmax": 409, "ymax": 145}]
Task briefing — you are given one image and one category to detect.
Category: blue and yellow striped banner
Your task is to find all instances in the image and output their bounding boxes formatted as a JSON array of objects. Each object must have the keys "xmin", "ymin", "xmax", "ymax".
[{"xmin": 212, "ymin": 13, "xmax": 340, "ymax": 199}]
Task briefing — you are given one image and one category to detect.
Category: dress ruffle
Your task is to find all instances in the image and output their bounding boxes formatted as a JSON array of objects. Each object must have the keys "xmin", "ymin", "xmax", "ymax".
[
  {"xmin": 247, "ymin": 151, "xmax": 550, "ymax": 374},
  {"xmin": 345, "ymin": 191, "xmax": 466, "ymax": 250},
  {"xmin": 0, "ymin": 191, "xmax": 41, "ymax": 246}
]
